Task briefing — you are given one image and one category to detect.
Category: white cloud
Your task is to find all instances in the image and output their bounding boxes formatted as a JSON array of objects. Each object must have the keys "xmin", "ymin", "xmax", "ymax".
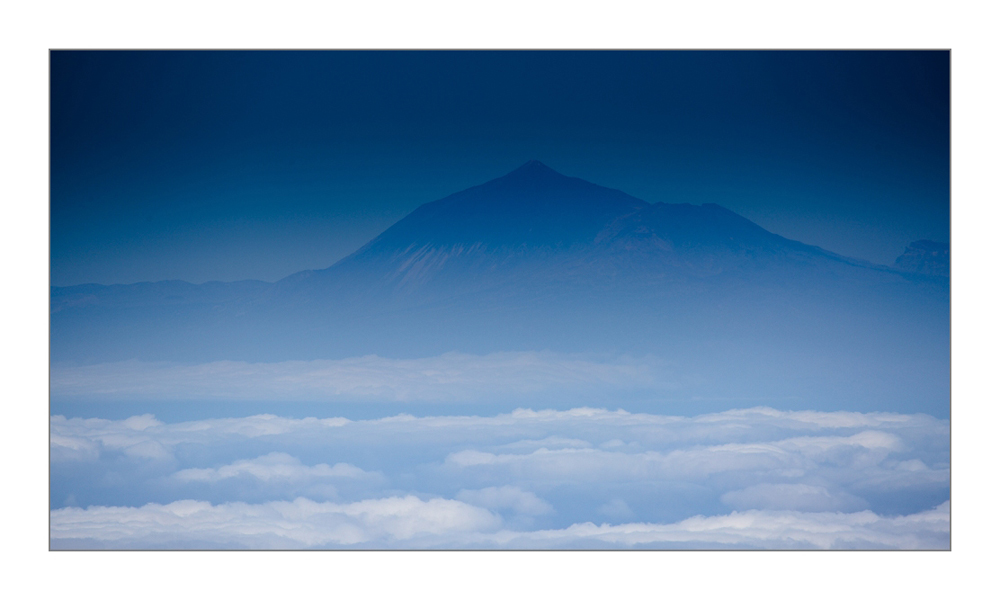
[
  {"xmin": 441, "ymin": 432, "xmax": 920, "ymax": 484},
  {"xmin": 49, "ymin": 497, "xmax": 949, "ymax": 550},
  {"xmin": 489, "ymin": 501, "xmax": 950, "ymax": 550},
  {"xmin": 173, "ymin": 453, "xmax": 376, "ymax": 483},
  {"xmin": 50, "ymin": 433, "xmax": 99, "ymax": 462},
  {"xmin": 49, "ymin": 406, "xmax": 947, "ymax": 462},
  {"xmin": 50, "ymin": 406, "xmax": 949, "ymax": 548},
  {"xmin": 49, "ymin": 413, "xmax": 349, "ymax": 462},
  {"xmin": 50, "ymin": 496, "xmax": 501, "ymax": 549},
  {"xmin": 50, "ymin": 352, "xmax": 674, "ymax": 402}
]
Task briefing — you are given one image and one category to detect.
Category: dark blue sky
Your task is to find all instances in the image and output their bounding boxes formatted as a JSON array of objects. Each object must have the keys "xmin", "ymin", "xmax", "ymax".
[{"xmin": 51, "ymin": 51, "xmax": 949, "ymax": 286}]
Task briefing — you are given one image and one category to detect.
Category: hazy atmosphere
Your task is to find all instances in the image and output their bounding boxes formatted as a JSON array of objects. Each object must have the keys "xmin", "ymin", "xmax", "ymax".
[{"xmin": 50, "ymin": 51, "xmax": 949, "ymax": 549}]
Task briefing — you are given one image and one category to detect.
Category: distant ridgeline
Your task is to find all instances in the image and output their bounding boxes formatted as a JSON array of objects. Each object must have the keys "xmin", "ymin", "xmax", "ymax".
[
  {"xmin": 51, "ymin": 162, "xmax": 950, "ymax": 413},
  {"xmin": 894, "ymin": 239, "xmax": 950, "ymax": 278}
]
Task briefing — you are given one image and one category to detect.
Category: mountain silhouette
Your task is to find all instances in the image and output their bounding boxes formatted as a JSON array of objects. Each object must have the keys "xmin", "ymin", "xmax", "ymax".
[
  {"xmin": 895, "ymin": 240, "xmax": 950, "ymax": 277},
  {"xmin": 270, "ymin": 161, "xmax": 884, "ymax": 303},
  {"xmin": 50, "ymin": 162, "xmax": 950, "ymax": 414}
]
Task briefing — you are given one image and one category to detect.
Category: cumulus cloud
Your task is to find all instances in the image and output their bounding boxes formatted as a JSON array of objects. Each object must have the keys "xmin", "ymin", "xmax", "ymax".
[
  {"xmin": 173, "ymin": 453, "xmax": 376, "ymax": 483},
  {"xmin": 50, "ymin": 352, "xmax": 674, "ymax": 402},
  {"xmin": 50, "ymin": 433, "xmax": 100, "ymax": 462},
  {"xmin": 50, "ymin": 406, "xmax": 949, "ymax": 549},
  {"xmin": 49, "ymin": 406, "xmax": 947, "ymax": 461},
  {"xmin": 51, "ymin": 496, "xmax": 501, "ymax": 549},
  {"xmin": 49, "ymin": 498, "xmax": 949, "ymax": 550},
  {"xmin": 490, "ymin": 501, "xmax": 950, "ymax": 550},
  {"xmin": 439, "ymin": 432, "xmax": 929, "ymax": 486}
]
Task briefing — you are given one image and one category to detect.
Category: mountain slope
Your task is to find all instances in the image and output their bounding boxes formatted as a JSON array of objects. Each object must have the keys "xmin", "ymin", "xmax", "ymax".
[
  {"xmin": 273, "ymin": 160, "xmax": 650, "ymax": 299},
  {"xmin": 271, "ymin": 161, "xmax": 893, "ymax": 305}
]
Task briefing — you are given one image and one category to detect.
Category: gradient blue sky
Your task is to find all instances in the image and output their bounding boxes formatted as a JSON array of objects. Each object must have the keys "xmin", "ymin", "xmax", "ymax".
[{"xmin": 51, "ymin": 51, "xmax": 949, "ymax": 286}]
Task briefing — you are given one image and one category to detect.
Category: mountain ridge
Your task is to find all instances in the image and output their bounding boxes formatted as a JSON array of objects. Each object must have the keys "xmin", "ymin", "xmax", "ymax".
[{"xmin": 267, "ymin": 162, "xmax": 910, "ymax": 300}]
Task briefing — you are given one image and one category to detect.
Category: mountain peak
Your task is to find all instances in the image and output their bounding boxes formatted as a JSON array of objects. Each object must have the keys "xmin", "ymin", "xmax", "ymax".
[
  {"xmin": 498, "ymin": 159, "xmax": 565, "ymax": 182},
  {"xmin": 515, "ymin": 159, "xmax": 556, "ymax": 171},
  {"xmin": 339, "ymin": 162, "xmax": 648, "ymax": 259}
]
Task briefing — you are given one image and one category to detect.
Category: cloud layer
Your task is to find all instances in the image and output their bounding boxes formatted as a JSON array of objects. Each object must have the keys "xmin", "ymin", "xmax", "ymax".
[
  {"xmin": 51, "ymin": 498, "xmax": 949, "ymax": 550},
  {"xmin": 50, "ymin": 406, "xmax": 949, "ymax": 549},
  {"xmin": 50, "ymin": 352, "xmax": 673, "ymax": 402}
]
